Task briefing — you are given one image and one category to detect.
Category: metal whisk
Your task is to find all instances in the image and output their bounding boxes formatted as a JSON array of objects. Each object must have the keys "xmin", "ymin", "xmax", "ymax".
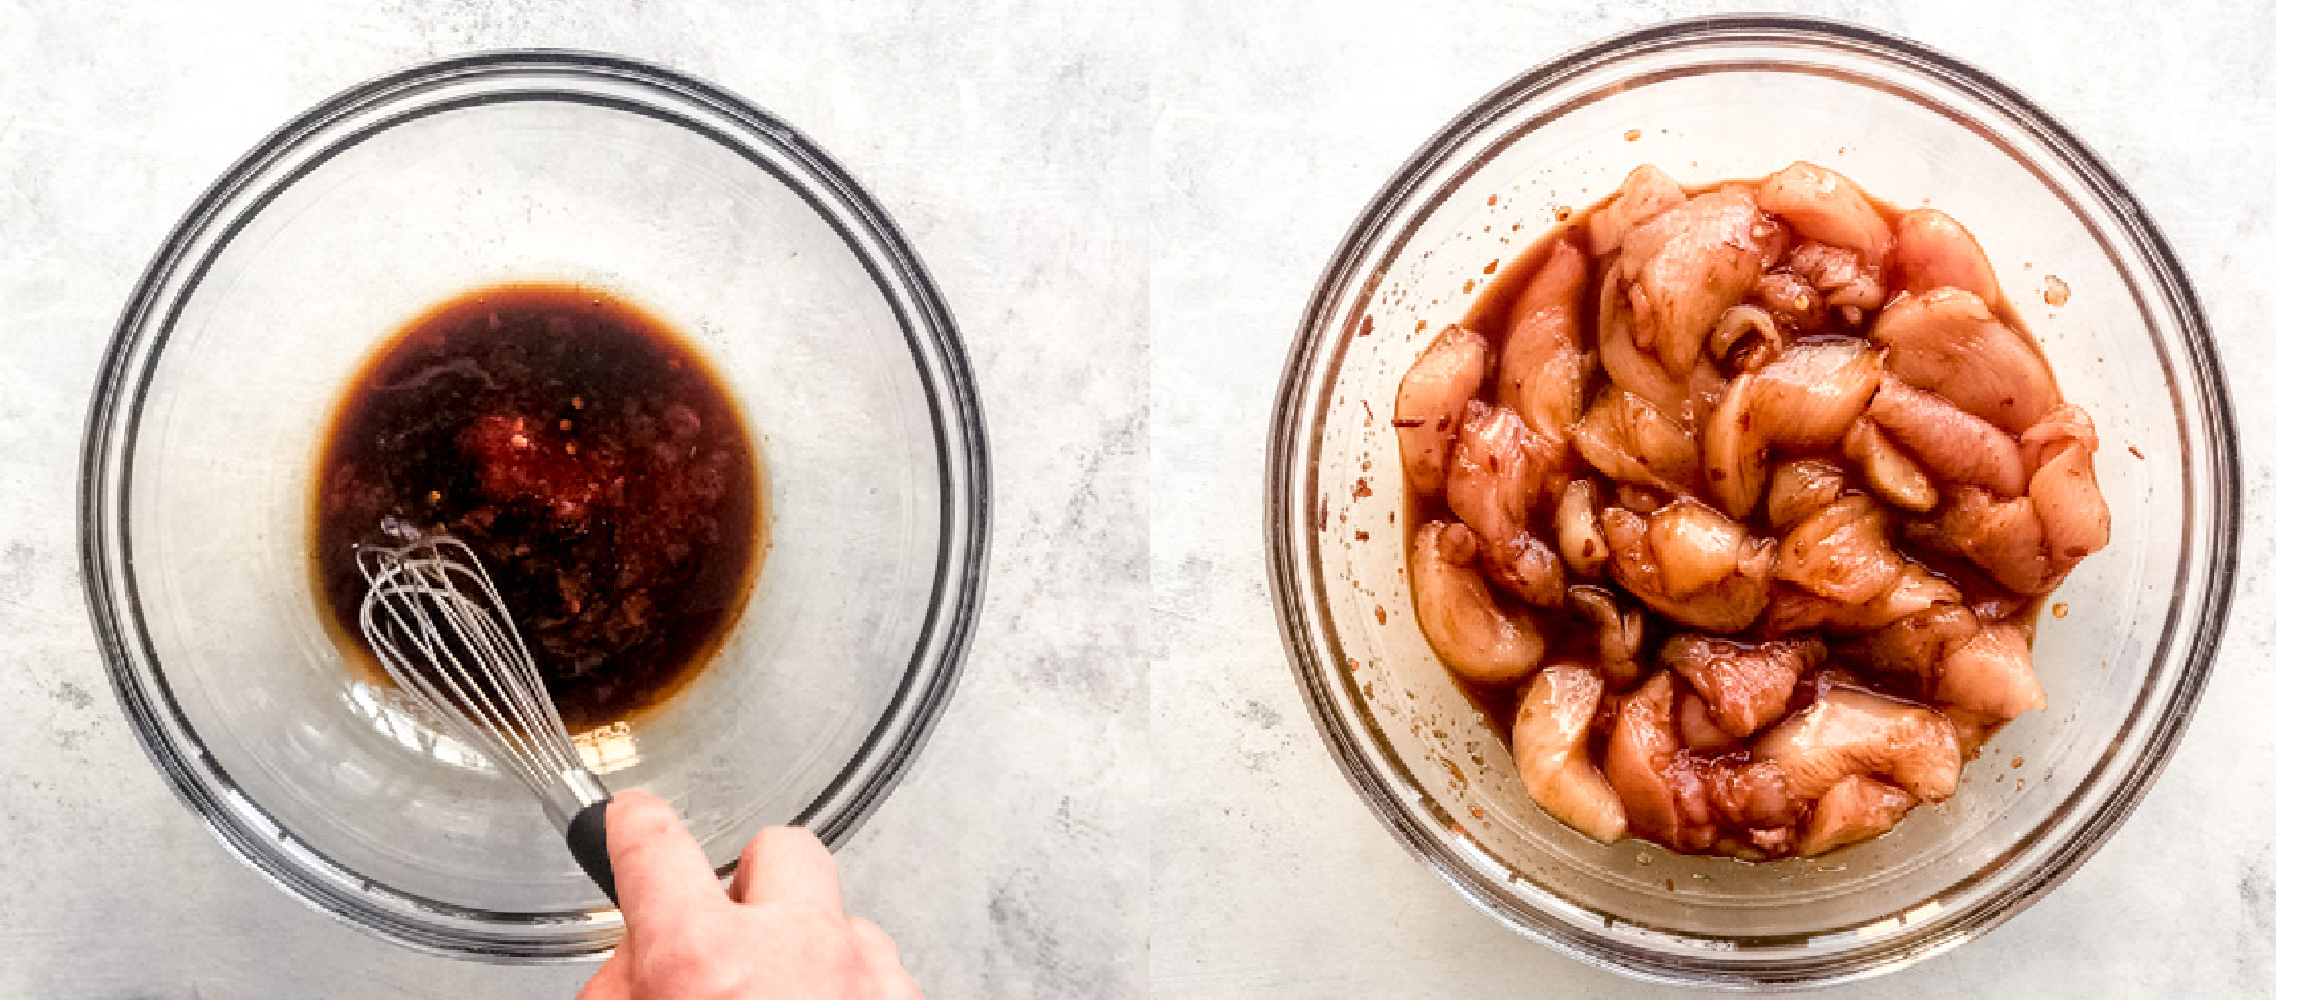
[{"xmin": 356, "ymin": 533, "xmax": 618, "ymax": 903}]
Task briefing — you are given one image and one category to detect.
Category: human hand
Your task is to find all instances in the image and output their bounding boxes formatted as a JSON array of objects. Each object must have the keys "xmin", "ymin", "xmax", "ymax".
[{"xmin": 573, "ymin": 791, "xmax": 921, "ymax": 1000}]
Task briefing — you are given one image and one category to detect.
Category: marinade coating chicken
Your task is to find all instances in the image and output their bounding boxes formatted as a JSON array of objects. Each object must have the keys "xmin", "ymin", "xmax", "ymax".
[{"xmin": 1394, "ymin": 163, "xmax": 2109, "ymax": 859}]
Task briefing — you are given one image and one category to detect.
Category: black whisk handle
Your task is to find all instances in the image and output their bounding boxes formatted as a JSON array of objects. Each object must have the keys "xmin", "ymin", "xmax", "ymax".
[{"xmin": 566, "ymin": 797, "xmax": 618, "ymax": 905}]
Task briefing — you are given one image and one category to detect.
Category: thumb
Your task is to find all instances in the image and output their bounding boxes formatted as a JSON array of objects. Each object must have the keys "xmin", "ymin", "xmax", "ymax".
[
  {"xmin": 571, "ymin": 950, "xmax": 631, "ymax": 1000},
  {"xmin": 604, "ymin": 791, "xmax": 726, "ymax": 937}
]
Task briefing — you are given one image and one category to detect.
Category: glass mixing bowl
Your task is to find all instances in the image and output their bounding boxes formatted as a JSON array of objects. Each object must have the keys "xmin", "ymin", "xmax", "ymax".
[
  {"xmin": 80, "ymin": 52, "xmax": 989, "ymax": 960},
  {"xmin": 1266, "ymin": 15, "xmax": 2237, "ymax": 989}
]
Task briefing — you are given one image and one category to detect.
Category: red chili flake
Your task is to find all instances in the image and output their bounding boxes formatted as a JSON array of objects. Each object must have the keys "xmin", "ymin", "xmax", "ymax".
[
  {"xmin": 1483, "ymin": 259, "xmax": 1499, "ymax": 275},
  {"xmin": 1392, "ymin": 417, "xmax": 1425, "ymax": 428},
  {"xmin": 2128, "ymin": 445, "xmax": 2145, "ymax": 460},
  {"xmin": 1353, "ymin": 479, "xmax": 1374, "ymax": 499},
  {"xmin": 1354, "ymin": 530, "xmax": 1370, "ymax": 542},
  {"xmin": 1374, "ymin": 605, "xmax": 1388, "ymax": 624},
  {"xmin": 1357, "ymin": 315, "xmax": 1373, "ymax": 337}
]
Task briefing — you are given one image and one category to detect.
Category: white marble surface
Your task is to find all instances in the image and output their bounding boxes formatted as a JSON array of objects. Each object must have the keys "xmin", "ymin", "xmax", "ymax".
[{"xmin": 0, "ymin": 1, "xmax": 2274, "ymax": 996}]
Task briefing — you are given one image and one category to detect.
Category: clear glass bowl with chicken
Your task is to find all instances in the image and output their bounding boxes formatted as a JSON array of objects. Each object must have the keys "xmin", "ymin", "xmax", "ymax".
[{"xmin": 1394, "ymin": 161, "xmax": 2111, "ymax": 860}]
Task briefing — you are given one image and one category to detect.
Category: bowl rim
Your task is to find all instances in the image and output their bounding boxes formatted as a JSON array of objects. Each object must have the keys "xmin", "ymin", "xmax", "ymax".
[
  {"xmin": 77, "ymin": 48, "xmax": 992, "ymax": 962},
  {"xmin": 1264, "ymin": 13, "xmax": 2239, "ymax": 989}
]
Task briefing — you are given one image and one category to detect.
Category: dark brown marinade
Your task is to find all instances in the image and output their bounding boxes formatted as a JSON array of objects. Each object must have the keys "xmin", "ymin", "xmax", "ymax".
[
  {"xmin": 1421, "ymin": 187, "xmax": 2042, "ymax": 752},
  {"xmin": 313, "ymin": 283, "xmax": 761, "ymax": 732}
]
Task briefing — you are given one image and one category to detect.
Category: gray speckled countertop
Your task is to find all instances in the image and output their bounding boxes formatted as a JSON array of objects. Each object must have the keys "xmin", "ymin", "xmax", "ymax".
[{"xmin": 0, "ymin": 1, "xmax": 2274, "ymax": 996}]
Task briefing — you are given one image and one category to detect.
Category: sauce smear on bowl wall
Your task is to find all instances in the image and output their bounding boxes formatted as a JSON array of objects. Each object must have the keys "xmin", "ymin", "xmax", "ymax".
[
  {"xmin": 1396, "ymin": 162, "xmax": 2110, "ymax": 860},
  {"xmin": 313, "ymin": 283, "xmax": 763, "ymax": 732}
]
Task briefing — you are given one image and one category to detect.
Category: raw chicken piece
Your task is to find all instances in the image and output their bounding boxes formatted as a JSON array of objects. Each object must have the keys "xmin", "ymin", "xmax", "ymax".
[
  {"xmin": 1762, "ymin": 562, "xmax": 1962, "ymax": 633},
  {"xmin": 2022, "ymin": 403, "xmax": 2111, "ymax": 569},
  {"xmin": 1705, "ymin": 340, "xmax": 1883, "ymax": 517},
  {"xmin": 1754, "ymin": 687, "xmax": 1963, "ymax": 802},
  {"xmin": 1692, "ymin": 759, "xmax": 1800, "ymax": 838},
  {"xmin": 1513, "ymin": 661, "xmax": 1629, "ymax": 842},
  {"xmin": 2019, "ymin": 400, "xmax": 2101, "ymax": 470},
  {"xmin": 1662, "ymin": 635, "xmax": 1826, "ymax": 737},
  {"xmin": 1846, "ymin": 604, "xmax": 1981, "ymax": 684},
  {"xmin": 1658, "ymin": 756, "xmax": 1803, "ymax": 857},
  {"xmin": 1610, "ymin": 672, "xmax": 1803, "ymax": 854},
  {"xmin": 1603, "ymin": 504, "xmax": 1777, "ymax": 632},
  {"xmin": 1703, "ymin": 373, "xmax": 1767, "ymax": 518},
  {"xmin": 1914, "ymin": 486, "xmax": 2056, "ymax": 595},
  {"xmin": 1755, "ymin": 161, "xmax": 1894, "ymax": 267},
  {"xmin": 1594, "ymin": 261, "xmax": 1692, "ymax": 421},
  {"xmin": 1606, "ymin": 672, "xmax": 1688, "ymax": 847},
  {"xmin": 1867, "ymin": 375, "xmax": 2028, "ymax": 498},
  {"xmin": 1842, "ymin": 416, "xmax": 1938, "ymax": 512},
  {"xmin": 1572, "ymin": 385, "xmax": 1704, "ymax": 496},
  {"xmin": 1445, "ymin": 402, "xmax": 1540, "ymax": 547},
  {"xmin": 1776, "ymin": 494, "xmax": 1902, "ymax": 605},
  {"xmin": 1889, "ymin": 208, "xmax": 2001, "ymax": 304},
  {"xmin": 1798, "ymin": 775, "xmax": 1919, "ymax": 856},
  {"xmin": 1618, "ymin": 191, "xmax": 1773, "ymax": 377},
  {"xmin": 1870, "ymin": 288, "xmax": 2059, "ymax": 433},
  {"xmin": 1933, "ymin": 622, "xmax": 2047, "ymax": 722},
  {"xmin": 1394, "ymin": 325, "xmax": 1492, "ymax": 496},
  {"xmin": 1409, "ymin": 522, "xmax": 1544, "ymax": 684},
  {"xmin": 1751, "ymin": 340, "xmax": 1886, "ymax": 450},
  {"xmin": 1646, "ymin": 501, "xmax": 1749, "ymax": 599},
  {"xmin": 1588, "ymin": 165, "xmax": 1687, "ymax": 256},
  {"xmin": 1567, "ymin": 585, "xmax": 1647, "ymax": 689},
  {"xmin": 1767, "ymin": 458, "xmax": 1849, "ymax": 531},
  {"xmin": 1557, "ymin": 479, "xmax": 1610, "ymax": 578},
  {"xmin": 1497, "ymin": 241, "xmax": 1591, "ymax": 442},
  {"xmin": 1753, "ymin": 269, "xmax": 1827, "ymax": 331},
  {"xmin": 1785, "ymin": 241, "xmax": 1886, "ymax": 316},
  {"xmin": 1678, "ymin": 690, "xmax": 1739, "ymax": 751},
  {"xmin": 1483, "ymin": 532, "xmax": 1567, "ymax": 609}
]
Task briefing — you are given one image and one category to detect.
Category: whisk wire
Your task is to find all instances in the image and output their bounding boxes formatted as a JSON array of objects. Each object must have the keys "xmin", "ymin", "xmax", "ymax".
[{"xmin": 356, "ymin": 535, "xmax": 601, "ymax": 821}]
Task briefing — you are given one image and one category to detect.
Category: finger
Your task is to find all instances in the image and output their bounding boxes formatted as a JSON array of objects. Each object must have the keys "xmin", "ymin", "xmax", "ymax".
[
  {"xmin": 848, "ymin": 916, "xmax": 901, "ymax": 966},
  {"xmin": 570, "ymin": 949, "xmax": 630, "ymax": 1000},
  {"xmin": 605, "ymin": 790, "xmax": 726, "ymax": 935},
  {"xmin": 728, "ymin": 826, "xmax": 843, "ymax": 914},
  {"xmin": 850, "ymin": 918, "xmax": 924, "ymax": 1000}
]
